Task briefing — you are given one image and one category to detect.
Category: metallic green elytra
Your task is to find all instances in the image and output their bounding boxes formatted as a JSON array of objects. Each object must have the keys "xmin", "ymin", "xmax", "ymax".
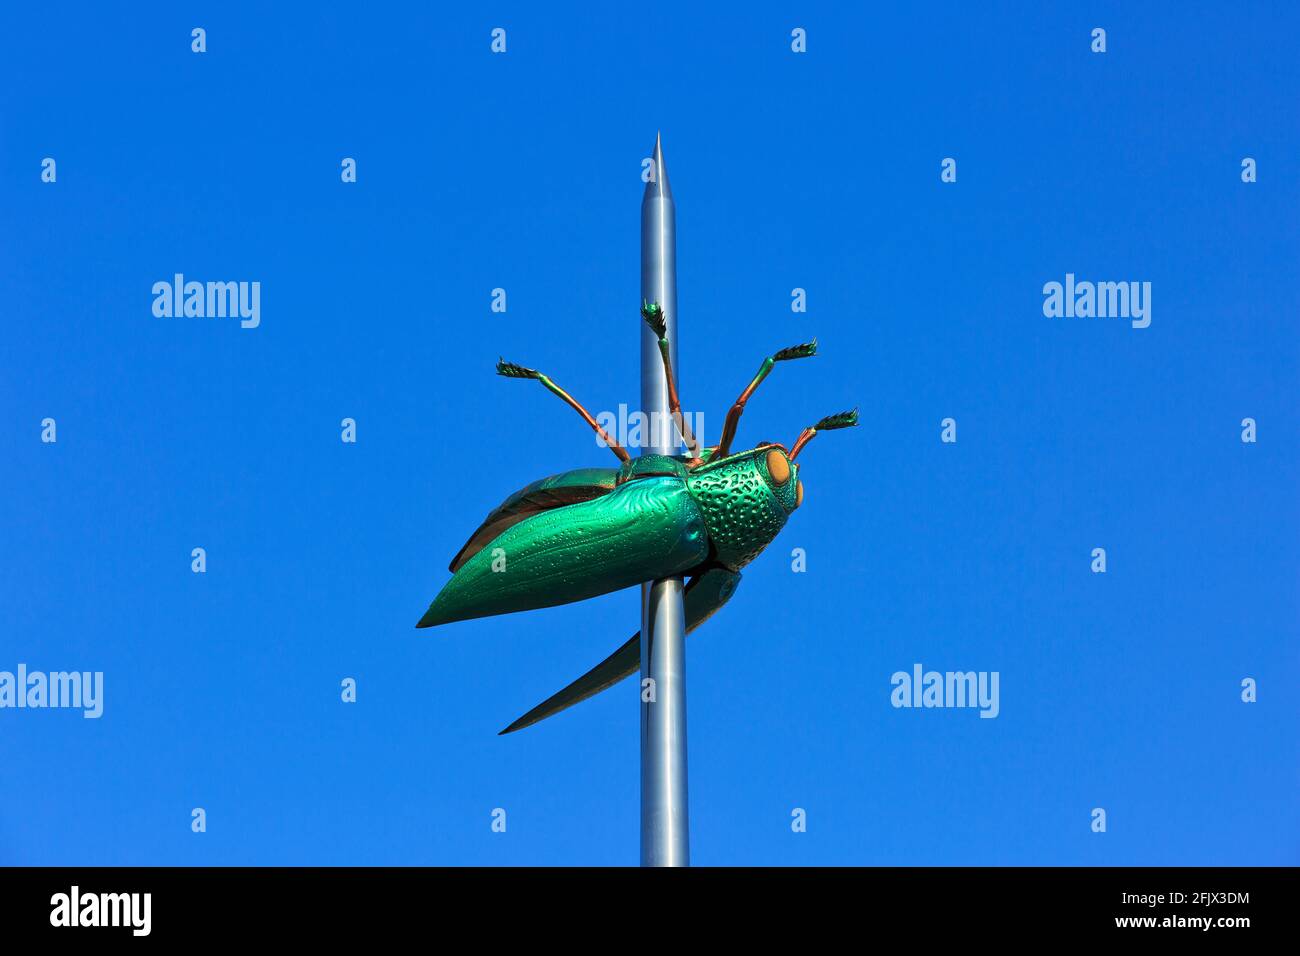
[
  {"xmin": 419, "ymin": 476, "xmax": 709, "ymax": 628},
  {"xmin": 418, "ymin": 302, "xmax": 858, "ymax": 734}
]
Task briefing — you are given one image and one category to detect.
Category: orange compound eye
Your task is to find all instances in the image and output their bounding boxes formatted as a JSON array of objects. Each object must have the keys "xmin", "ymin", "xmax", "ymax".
[
  {"xmin": 766, "ymin": 449, "xmax": 790, "ymax": 484},
  {"xmin": 795, "ymin": 480, "xmax": 804, "ymax": 508}
]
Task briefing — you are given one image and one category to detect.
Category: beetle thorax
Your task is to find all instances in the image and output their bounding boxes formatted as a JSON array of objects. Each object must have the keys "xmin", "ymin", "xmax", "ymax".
[{"xmin": 685, "ymin": 449, "xmax": 796, "ymax": 570}]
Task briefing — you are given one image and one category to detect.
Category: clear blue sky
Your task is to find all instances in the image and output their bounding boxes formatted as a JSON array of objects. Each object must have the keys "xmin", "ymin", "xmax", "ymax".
[{"xmin": 1, "ymin": 3, "xmax": 1295, "ymax": 866}]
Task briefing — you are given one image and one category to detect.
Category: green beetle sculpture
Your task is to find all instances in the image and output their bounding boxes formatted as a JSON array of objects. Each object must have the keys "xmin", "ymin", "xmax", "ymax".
[{"xmin": 418, "ymin": 302, "xmax": 857, "ymax": 734}]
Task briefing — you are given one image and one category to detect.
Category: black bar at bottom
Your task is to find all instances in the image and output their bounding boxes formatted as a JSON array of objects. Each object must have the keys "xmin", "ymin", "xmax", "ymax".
[{"xmin": 0, "ymin": 866, "xmax": 1283, "ymax": 941}]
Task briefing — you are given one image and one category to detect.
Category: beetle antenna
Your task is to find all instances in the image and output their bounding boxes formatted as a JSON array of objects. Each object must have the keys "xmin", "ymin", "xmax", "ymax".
[
  {"xmin": 641, "ymin": 300, "xmax": 701, "ymax": 460},
  {"xmin": 712, "ymin": 339, "xmax": 818, "ymax": 459},
  {"xmin": 495, "ymin": 357, "xmax": 631, "ymax": 463},
  {"xmin": 789, "ymin": 407, "xmax": 858, "ymax": 461}
]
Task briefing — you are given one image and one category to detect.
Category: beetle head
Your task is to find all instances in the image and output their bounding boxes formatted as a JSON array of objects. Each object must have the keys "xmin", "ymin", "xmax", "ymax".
[
  {"xmin": 697, "ymin": 408, "xmax": 858, "ymax": 513},
  {"xmin": 754, "ymin": 443, "xmax": 802, "ymax": 513}
]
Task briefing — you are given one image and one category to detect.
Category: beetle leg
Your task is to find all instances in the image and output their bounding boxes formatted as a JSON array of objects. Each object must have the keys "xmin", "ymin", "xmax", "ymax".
[
  {"xmin": 496, "ymin": 359, "xmax": 631, "ymax": 463},
  {"xmin": 713, "ymin": 339, "xmax": 819, "ymax": 459},
  {"xmin": 789, "ymin": 408, "xmax": 860, "ymax": 460},
  {"xmin": 641, "ymin": 300, "xmax": 702, "ymax": 462}
]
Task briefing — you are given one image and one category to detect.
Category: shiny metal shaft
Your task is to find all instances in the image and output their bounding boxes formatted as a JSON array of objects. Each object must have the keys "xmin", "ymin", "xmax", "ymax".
[{"xmin": 639, "ymin": 132, "xmax": 690, "ymax": 867}]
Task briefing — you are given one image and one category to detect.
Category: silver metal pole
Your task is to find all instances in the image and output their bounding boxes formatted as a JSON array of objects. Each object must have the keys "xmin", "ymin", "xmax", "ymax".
[{"xmin": 639, "ymin": 132, "xmax": 690, "ymax": 867}]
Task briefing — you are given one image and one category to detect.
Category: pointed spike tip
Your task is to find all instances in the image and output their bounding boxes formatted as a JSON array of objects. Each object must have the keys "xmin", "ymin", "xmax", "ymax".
[{"xmin": 644, "ymin": 131, "xmax": 672, "ymax": 200}]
